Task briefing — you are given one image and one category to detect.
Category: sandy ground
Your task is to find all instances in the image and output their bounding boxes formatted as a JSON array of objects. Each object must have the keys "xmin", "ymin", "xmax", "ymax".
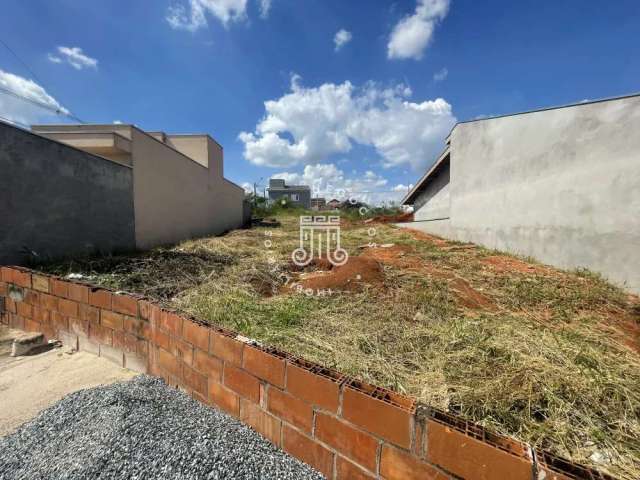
[{"xmin": 0, "ymin": 326, "xmax": 136, "ymax": 436}]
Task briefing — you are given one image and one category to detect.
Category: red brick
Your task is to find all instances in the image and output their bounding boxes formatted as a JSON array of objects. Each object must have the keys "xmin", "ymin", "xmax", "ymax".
[
  {"xmin": 209, "ymin": 382, "xmax": 240, "ymax": 416},
  {"xmin": 112, "ymin": 294, "xmax": 138, "ymax": 316},
  {"xmin": 51, "ymin": 311, "xmax": 69, "ymax": 333},
  {"xmin": 12, "ymin": 270, "xmax": 32, "ymax": 288},
  {"xmin": 138, "ymin": 300, "xmax": 152, "ymax": 320},
  {"xmin": 9, "ymin": 313, "xmax": 24, "ymax": 330},
  {"xmin": 67, "ymin": 283, "xmax": 89, "ymax": 303},
  {"xmin": 381, "ymin": 445, "xmax": 450, "ymax": 480},
  {"xmin": 183, "ymin": 320, "xmax": 210, "ymax": 351},
  {"xmin": 336, "ymin": 456, "xmax": 376, "ymax": 480},
  {"xmin": 89, "ymin": 289, "xmax": 112, "ymax": 309},
  {"xmin": 315, "ymin": 413, "xmax": 379, "ymax": 472},
  {"xmin": 243, "ymin": 346, "xmax": 285, "ymax": 388},
  {"xmin": 40, "ymin": 293, "xmax": 58, "ymax": 312},
  {"xmin": 240, "ymin": 399, "xmax": 281, "ymax": 446},
  {"xmin": 149, "ymin": 304, "xmax": 162, "ymax": 327},
  {"xmin": 210, "ymin": 332, "xmax": 243, "ymax": 366},
  {"xmin": 267, "ymin": 387, "xmax": 313, "ymax": 433},
  {"xmin": 16, "ymin": 302, "xmax": 33, "ymax": 319},
  {"xmin": 193, "ymin": 349, "xmax": 223, "ymax": 380},
  {"xmin": 89, "ymin": 323, "xmax": 113, "ymax": 346},
  {"xmin": 282, "ymin": 425, "xmax": 334, "ymax": 479},
  {"xmin": 79, "ymin": 303, "xmax": 99, "ymax": 324},
  {"xmin": 0, "ymin": 267, "xmax": 13, "ymax": 283},
  {"xmin": 184, "ymin": 365, "xmax": 208, "ymax": 397},
  {"xmin": 286, "ymin": 363, "xmax": 340, "ymax": 413},
  {"xmin": 342, "ymin": 386, "xmax": 413, "ymax": 449},
  {"xmin": 0, "ymin": 281, "xmax": 7, "ymax": 296},
  {"xmin": 124, "ymin": 316, "xmax": 150, "ymax": 338},
  {"xmin": 101, "ymin": 310, "xmax": 124, "ymax": 330},
  {"xmin": 5, "ymin": 298, "xmax": 16, "ymax": 314},
  {"xmin": 24, "ymin": 289, "xmax": 40, "ymax": 305},
  {"xmin": 24, "ymin": 318, "xmax": 40, "ymax": 332},
  {"xmin": 69, "ymin": 317, "xmax": 89, "ymax": 337},
  {"xmin": 137, "ymin": 338, "xmax": 149, "ymax": 357},
  {"xmin": 169, "ymin": 337, "xmax": 193, "ymax": 366},
  {"xmin": 50, "ymin": 279, "xmax": 68, "ymax": 298},
  {"xmin": 113, "ymin": 331, "xmax": 137, "ymax": 353},
  {"xmin": 157, "ymin": 347, "xmax": 182, "ymax": 378},
  {"xmin": 32, "ymin": 306, "xmax": 50, "ymax": 323},
  {"xmin": 426, "ymin": 420, "xmax": 532, "ymax": 480},
  {"xmin": 224, "ymin": 365, "xmax": 260, "ymax": 403},
  {"xmin": 160, "ymin": 311, "xmax": 183, "ymax": 336},
  {"xmin": 58, "ymin": 298, "xmax": 79, "ymax": 317},
  {"xmin": 153, "ymin": 328, "xmax": 171, "ymax": 351},
  {"xmin": 31, "ymin": 274, "xmax": 50, "ymax": 292}
]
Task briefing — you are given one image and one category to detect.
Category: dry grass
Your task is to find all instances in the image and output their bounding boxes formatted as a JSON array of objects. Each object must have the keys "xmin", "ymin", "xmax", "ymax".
[{"xmin": 37, "ymin": 213, "xmax": 640, "ymax": 479}]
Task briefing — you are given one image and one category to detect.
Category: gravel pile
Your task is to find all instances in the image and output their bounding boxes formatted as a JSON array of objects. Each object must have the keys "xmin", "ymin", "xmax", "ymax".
[{"xmin": 0, "ymin": 376, "xmax": 324, "ymax": 480}]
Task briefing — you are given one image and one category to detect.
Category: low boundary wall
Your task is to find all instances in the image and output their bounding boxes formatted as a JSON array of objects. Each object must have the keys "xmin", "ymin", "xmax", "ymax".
[{"xmin": 0, "ymin": 266, "xmax": 614, "ymax": 480}]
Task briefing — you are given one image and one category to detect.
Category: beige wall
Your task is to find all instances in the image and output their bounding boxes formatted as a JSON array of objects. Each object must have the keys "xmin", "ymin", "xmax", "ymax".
[{"xmin": 131, "ymin": 128, "xmax": 244, "ymax": 249}]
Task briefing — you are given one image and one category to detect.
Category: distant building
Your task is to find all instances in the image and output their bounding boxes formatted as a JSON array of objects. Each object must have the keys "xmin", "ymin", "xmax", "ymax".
[
  {"xmin": 310, "ymin": 197, "xmax": 326, "ymax": 210},
  {"xmin": 327, "ymin": 199, "xmax": 341, "ymax": 210},
  {"xmin": 267, "ymin": 179, "xmax": 311, "ymax": 208}
]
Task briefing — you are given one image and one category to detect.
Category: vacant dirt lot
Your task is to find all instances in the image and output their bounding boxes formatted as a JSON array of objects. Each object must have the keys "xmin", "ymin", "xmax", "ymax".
[{"xmin": 38, "ymin": 213, "xmax": 640, "ymax": 479}]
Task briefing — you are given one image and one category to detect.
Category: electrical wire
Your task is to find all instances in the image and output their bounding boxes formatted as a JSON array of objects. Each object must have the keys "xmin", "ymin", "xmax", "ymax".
[
  {"xmin": 0, "ymin": 114, "xmax": 30, "ymax": 129},
  {"xmin": 0, "ymin": 38, "xmax": 85, "ymax": 123}
]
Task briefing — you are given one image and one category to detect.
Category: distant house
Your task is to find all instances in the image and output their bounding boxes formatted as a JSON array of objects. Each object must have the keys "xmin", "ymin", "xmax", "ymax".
[
  {"xmin": 327, "ymin": 199, "xmax": 341, "ymax": 210},
  {"xmin": 267, "ymin": 179, "xmax": 311, "ymax": 208},
  {"xmin": 310, "ymin": 197, "xmax": 326, "ymax": 210},
  {"xmin": 0, "ymin": 121, "xmax": 245, "ymax": 264}
]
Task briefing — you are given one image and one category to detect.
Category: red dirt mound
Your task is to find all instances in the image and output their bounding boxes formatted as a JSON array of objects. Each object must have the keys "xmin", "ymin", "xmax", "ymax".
[
  {"xmin": 296, "ymin": 256, "xmax": 384, "ymax": 292},
  {"xmin": 481, "ymin": 255, "xmax": 551, "ymax": 275},
  {"xmin": 365, "ymin": 212, "xmax": 414, "ymax": 224}
]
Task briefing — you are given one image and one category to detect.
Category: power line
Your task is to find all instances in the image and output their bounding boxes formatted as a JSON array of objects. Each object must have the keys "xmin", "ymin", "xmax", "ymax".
[
  {"xmin": 0, "ymin": 38, "xmax": 85, "ymax": 123},
  {"xmin": 0, "ymin": 114, "xmax": 30, "ymax": 129},
  {"xmin": 0, "ymin": 86, "xmax": 84, "ymax": 123}
]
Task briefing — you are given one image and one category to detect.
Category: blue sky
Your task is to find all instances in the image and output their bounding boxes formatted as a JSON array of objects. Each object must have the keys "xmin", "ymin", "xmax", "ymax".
[{"xmin": 1, "ymin": 0, "xmax": 639, "ymax": 204}]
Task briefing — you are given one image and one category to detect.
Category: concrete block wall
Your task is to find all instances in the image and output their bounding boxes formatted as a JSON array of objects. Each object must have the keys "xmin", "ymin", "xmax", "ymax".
[{"xmin": 0, "ymin": 266, "xmax": 615, "ymax": 480}]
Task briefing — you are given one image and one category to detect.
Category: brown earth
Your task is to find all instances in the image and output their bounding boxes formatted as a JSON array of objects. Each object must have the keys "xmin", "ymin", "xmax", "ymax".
[
  {"xmin": 295, "ymin": 256, "xmax": 384, "ymax": 292},
  {"xmin": 365, "ymin": 212, "xmax": 414, "ymax": 223},
  {"xmin": 481, "ymin": 255, "xmax": 552, "ymax": 275}
]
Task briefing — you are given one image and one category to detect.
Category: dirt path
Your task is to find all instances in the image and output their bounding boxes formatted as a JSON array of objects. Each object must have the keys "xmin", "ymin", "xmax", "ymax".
[{"xmin": 0, "ymin": 326, "xmax": 135, "ymax": 436}]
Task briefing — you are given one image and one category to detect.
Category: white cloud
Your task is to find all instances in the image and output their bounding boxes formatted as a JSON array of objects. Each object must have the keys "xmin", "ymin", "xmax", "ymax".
[
  {"xmin": 387, "ymin": 0, "xmax": 450, "ymax": 60},
  {"xmin": 49, "ymin": 46, "xmax": 98, "ymax": 70},
  {"xmin": 241, "ymin": 181, "xmax": 254, "ymax": 194},
  {"xmin": 239, "ymin": 75, "xmax": 456, "ymax": 170},
  {"xmin": 433, "ymin": 67, "xmax": 448, "ymax": 82},
  {"xmin": 270, "ymin": 163, "xmax": 407, "ymax": 206},
  {"xmin": 258, "ymin": 0, "xmax": 272, "ymax": 18},
  {"xmin": 0, "ymin": 69, "xmax": 69, "ymax": 126},
  {"xmin": 166, "ymin": 0, "xmax": 248, "ymax": 30},
  {"xmin": 334, "ymin": 29, "xmax": 352, "ymax": 51}
]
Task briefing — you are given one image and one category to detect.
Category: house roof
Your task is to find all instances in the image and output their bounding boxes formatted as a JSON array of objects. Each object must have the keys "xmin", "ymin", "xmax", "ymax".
[
  {"xmin": 402, "ymin": 91, "xmax": 640, "ymax": 206},
  {"xmin": 401, "ymin": 147, "xmax": 450, "ymax": 205}
]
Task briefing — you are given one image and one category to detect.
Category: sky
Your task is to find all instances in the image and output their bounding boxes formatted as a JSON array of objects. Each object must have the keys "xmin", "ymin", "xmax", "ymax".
[{"xmin": 1, "ymin": 0, "xmax": 639, "ymax": 204}]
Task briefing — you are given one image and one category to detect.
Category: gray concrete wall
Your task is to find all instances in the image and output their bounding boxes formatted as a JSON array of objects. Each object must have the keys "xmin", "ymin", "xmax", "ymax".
[
  {"xmin": 413, "ymin": 160, "xmax": 451, "ymax": 221},
  {"xmin": 131, "ymin": 129, "xmax": 244, "ymax": 249},
  {"xmin": 405, "ymin": 95, "xmax": 640, "ymax": 293},
  {"xmin": 0, "ymin": 121, "xmax": 136, "ymax": 264}
]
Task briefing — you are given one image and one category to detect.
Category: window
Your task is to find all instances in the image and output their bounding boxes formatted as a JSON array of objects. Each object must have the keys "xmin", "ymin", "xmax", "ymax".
[{"xmin": 291, "ymin": 193, "xmax": 300, "ymax": 201}]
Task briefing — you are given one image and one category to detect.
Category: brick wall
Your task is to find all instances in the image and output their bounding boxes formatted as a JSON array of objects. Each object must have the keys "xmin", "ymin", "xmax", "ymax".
[{"xmin": 0, "ymin": 266, "xmax": 614, "ymax": 480}]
